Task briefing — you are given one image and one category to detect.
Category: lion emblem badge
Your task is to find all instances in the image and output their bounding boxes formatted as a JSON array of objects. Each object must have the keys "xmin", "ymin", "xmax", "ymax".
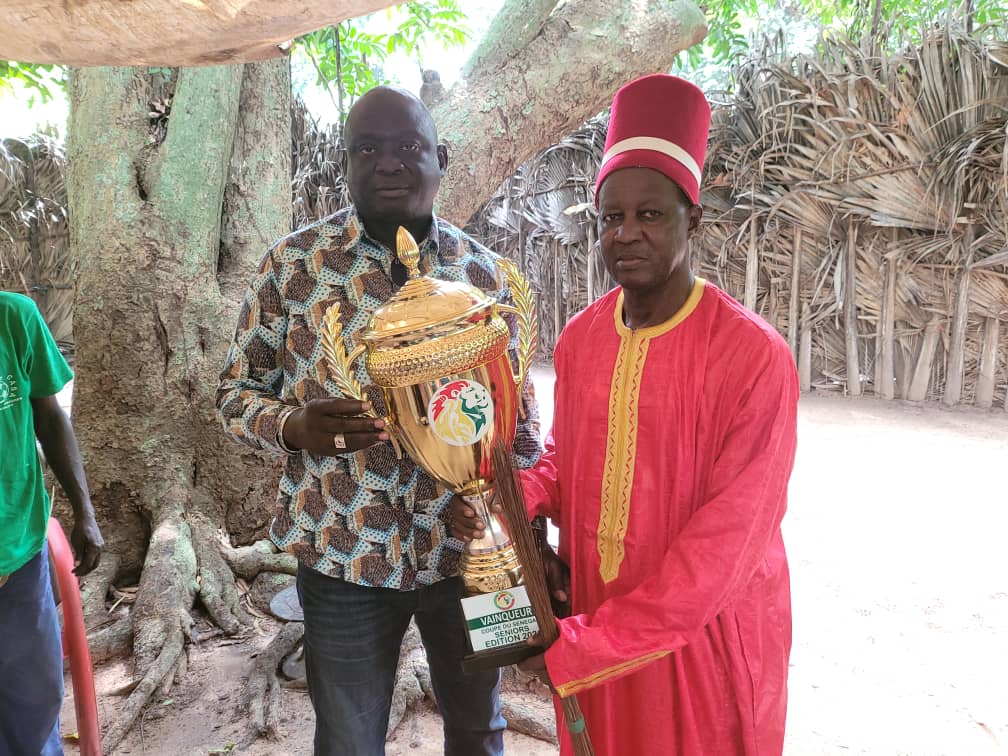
[{"xmin": 427, "ymin": 379, "xmax": 494, "ymax": 447}]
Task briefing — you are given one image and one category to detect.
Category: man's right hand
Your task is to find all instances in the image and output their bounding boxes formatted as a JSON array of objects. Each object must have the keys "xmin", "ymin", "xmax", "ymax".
[
  {"xmin": 283, "ymin": 399, "xmax": 389, "ymax": 455},
  {"xmin": 451, "ymin": 499, "xmax": 571, "ymax": 616}
]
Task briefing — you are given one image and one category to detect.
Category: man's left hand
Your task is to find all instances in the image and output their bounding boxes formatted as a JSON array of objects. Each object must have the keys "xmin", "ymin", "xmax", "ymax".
[
  {"xmin": 71, "ymin": 513, "xmax": 104, "ymax": 576},
  {"xmin": 518, "ymin": 632, "xmax": 554, "ymax": 691}
]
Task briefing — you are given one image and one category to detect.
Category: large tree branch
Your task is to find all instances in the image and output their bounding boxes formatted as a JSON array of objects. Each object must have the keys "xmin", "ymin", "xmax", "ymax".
[
  {"xmin": 433, "ymin": 0, "xmax": 707, "ymax": 226},
  {"xmin": 460, "ymin": 0, "xmax": 560, "ymax": 78}
]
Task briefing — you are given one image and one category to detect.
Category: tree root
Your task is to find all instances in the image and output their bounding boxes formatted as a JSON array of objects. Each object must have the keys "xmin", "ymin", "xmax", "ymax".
[
  {"xmin": 101, "ymin": 626, "xmax": 185, "ymax": 752},
  {"xmin": 245, "ymin": 621, "xmax": 305, "ymax": 738},
  {"xmin": 189, "ymin": 512, "xmax": 252, "ymax": 634},
  {"xmin": 99, "ymin": 501, "xmax": 261, "ymax": 753},
  {"xmin": 387, "ymin": 621, "xmax": 434, "ymax": 738},
  {"xmin": 88, "ymin": 616, "xmax": 133, "ymax": 664},
  {"xmin": 499, "ymin": 664, "xmax": 557, "ymax": 743},
  {"xmin": 220, "ymin": 537, "xmax": 297, "ymax": 582},
  {"xmin": 79, "ymin": 551, "xmax": 120, "ymax": 629},
  {"xmin": 502, "ymin": 695, "xmax": 559, "ymax": 744}
]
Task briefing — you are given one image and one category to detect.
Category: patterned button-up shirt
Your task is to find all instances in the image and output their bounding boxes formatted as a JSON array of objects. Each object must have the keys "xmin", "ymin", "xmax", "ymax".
[{"xmin": 216, "ymin": 208, "xmax": 541, "ymax": 590}]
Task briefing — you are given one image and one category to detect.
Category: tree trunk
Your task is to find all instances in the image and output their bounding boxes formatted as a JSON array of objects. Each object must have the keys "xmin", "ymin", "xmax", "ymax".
[
  {"xmin": 461, "ymin": 0, "xmax": 560, "ymax": 79},
  {"xmin": 433, "ymin": 0, "xmax": 707, "ymax": 225},
  {"xmin": 67, "ymin": 59, "xmax": 291, "ymax": 751},
  {"xmin": 9, "ymin": 1, "xmax": 399, "ymax": 67}
]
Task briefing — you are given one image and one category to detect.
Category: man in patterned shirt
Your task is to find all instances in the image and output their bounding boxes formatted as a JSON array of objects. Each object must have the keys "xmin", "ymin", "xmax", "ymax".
[{"xmin": 216, "ymin": 87, "xmax": 540, "ymax": 756}]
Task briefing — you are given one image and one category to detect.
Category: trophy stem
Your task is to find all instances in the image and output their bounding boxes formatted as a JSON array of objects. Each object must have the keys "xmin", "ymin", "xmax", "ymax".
[
  {"xmin": 462, "ymin": 490, "xmax": 511, "ymax": 554},
  {"xmin": 459, "ymin": 490, "xmax": 524, "ymax": 597}
]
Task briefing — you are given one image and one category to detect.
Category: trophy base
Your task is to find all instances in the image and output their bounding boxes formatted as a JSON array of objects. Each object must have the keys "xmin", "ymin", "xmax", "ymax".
[
  {"xmin": 462, "ymin": 643, "xmax": 540, "ymax": 673},
  {"xmin": 460, "ymin": 583, "xmax": 539, "ymax": 672},
  {"xmin": 460, "ymin": 544, "xmax": 524, "ymax": 595}
]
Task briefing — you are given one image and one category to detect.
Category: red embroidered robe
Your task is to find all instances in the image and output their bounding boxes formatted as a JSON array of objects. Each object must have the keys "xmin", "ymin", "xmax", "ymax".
[{"xmin": 522, "ymin": 279, "xmax": 798, "ymax": 756}]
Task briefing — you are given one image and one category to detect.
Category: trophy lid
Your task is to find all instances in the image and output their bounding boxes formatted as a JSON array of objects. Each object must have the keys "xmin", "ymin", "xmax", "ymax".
[{"xmin": 362, "ymin": 227, "xmax": 496, "ymax": 341}]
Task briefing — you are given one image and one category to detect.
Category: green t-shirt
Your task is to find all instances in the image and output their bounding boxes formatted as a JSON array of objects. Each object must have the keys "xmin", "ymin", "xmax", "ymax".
[{"xmin": 0, "ymin": 292, "xmax": 73, "ymax": 574}]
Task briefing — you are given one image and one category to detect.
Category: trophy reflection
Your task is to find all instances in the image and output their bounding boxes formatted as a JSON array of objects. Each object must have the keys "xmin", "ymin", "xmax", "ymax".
[{"xmin": 321, "ymin": 226, "xmax": 541, "ymax": 669}]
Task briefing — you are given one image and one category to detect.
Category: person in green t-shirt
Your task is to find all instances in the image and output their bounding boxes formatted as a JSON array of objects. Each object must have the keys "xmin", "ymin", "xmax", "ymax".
[{"xmin": 0, "ymin": 291, "xmax": 104, "ymax": 755}]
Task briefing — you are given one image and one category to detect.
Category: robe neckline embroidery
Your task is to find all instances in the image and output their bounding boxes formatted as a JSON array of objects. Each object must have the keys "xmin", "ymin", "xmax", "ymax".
[{"xmin": 596, "ymin": 278, "xmax": 706, "ymax": 583}]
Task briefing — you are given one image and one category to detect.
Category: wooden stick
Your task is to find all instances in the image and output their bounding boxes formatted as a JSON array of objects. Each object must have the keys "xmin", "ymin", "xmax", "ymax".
[
  {"xmin": 944, "ymin": 225, "xmax": 974, "ymax": 406},
  {"xmin": 908, "ymin": 317, "xmax": 942, "ymax": 402},
  {"xmin": 799, "ymin": 303, "xmax": 812, "ymax": 393},
  {"xmin": 745, "ymin": 216, "xmax": 759, "ymax": 312},
  {"xmin": 788, "ymin": 229, "xmax": 802, "ymax": 361},
  {"xmin": 492, "ymin": 441, "xmax": 595, "ymax": 756},
  {"xmin": 845, "ymin": 222, "xmax": 862, "ymax": 397},
  {"xmin": 879, "ymin": 237, "xmax": 897, "ymax": 400},
  {"xmin": 976, "ymin": 316, "xmax": 999, "ymax": 409},
  {"xmin": 768, "ymin": 280, "xmax": 779, "ymax": 332}
]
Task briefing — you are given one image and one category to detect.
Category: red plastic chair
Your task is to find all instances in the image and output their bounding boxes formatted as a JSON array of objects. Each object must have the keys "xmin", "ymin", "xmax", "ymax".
[{"xmin": 47, "ymin": 518, "xmax": 102, "ymax": 756}]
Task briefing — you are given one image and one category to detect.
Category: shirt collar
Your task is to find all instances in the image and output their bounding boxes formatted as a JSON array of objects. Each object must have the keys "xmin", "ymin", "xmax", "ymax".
[{"xmin": 346, "ymin": 207, "xmax": 442, "ymax": 268}]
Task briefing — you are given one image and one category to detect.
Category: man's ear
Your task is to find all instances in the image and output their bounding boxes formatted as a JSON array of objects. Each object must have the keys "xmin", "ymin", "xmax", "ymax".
[
  {"xmin": 437, "ymin": 144, "xmax": 449, "ymax": 175},
  {"xmin": 688, "ymin": 203, "xmax": 704, "ymax": 236}
]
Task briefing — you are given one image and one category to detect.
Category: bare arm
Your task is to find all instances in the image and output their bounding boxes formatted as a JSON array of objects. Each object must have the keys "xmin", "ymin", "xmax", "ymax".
[{"xmin": 31, "ymin": 394, "xmax": 104, "ymax": 575}]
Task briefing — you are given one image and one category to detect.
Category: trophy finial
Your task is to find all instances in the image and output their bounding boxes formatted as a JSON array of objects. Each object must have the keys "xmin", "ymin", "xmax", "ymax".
[{"xmin": 396, "ymin": 226, "xmax": 422, "ymax": 279}]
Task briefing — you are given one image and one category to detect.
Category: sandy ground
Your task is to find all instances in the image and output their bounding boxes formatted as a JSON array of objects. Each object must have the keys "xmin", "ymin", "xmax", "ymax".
[
  {"xmin": 58, "ymin": 370, "xmax": 1008, "ymax": 755},
  {"xmin": 783, "ymin": 395, "xmax": 1008, "ymax": 756}
]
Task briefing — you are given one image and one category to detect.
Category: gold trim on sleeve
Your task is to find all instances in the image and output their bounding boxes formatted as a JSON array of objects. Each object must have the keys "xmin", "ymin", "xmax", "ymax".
[{"xmin": 554, "ymin": 650, "xmax": 671, "ymax": 698}]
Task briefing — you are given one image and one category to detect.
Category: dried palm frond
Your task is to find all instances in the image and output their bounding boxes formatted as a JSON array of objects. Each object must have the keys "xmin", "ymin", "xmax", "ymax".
[
  {"xmin": 0, "ymin": 135, "xmax": 72, "ymax": 347},
  {"xmin": 471, "ymin": 20, "xmax": 1007, "ymax": 407},
  {"xmin": 291, "ymin": 98, "xmax": 349, "ymax": 228}
]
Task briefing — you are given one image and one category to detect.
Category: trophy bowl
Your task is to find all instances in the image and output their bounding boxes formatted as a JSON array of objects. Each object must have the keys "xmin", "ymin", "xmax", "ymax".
[{"xmin": 321, "ymin": 226, "xmax": 541, "ymax": 668}]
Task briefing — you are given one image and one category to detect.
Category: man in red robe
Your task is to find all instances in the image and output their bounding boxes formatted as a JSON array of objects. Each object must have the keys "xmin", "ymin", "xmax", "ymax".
[{"xmin": 453, "ymin": 74, "xmax": 798, "ymax": 755}]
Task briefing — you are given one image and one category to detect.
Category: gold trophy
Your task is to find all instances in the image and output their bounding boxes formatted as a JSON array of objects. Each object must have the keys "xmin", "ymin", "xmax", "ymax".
[{"xmin": 321, "ymin": 227, "xmax": 541, "ymax": 670}]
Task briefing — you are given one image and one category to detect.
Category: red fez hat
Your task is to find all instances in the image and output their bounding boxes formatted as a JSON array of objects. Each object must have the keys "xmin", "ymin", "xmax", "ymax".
[{"xmin": 596, "ymin": 74, "xmax": 711, "ymax": 206}]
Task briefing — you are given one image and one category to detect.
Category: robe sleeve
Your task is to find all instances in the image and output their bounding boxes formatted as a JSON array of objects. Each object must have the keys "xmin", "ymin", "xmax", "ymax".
[
  {"xmin": 520, "ymin": 431, "xmax": 562, "ymax": 523},
  {"xmin": 545, "ymin": 334, "xmax": 799, "ymax": 698}
]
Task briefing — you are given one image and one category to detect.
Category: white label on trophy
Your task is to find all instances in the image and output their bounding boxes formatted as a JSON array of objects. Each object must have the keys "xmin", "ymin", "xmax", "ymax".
[
  {"xmin": 462, "ymin": 586, "xmax": 539, "ymax": 652},
  {"xmin": 426, "ymin": 379, "xmax": 494, "ymax": 447}
]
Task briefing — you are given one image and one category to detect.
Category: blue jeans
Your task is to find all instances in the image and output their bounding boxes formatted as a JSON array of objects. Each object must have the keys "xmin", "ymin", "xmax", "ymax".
[
  {"xmin": 0, "ymin": 550, "xmax": 64, "ymax": 756},
  {"xmin": 297, "ymin": 565, "xmax": 505, "ymax": 756}
]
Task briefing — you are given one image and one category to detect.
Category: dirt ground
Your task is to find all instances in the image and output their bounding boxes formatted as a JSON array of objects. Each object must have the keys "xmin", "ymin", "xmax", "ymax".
[{"xmin": 59, "ymin": 372, "xmax": 1008, "ymax": 755}]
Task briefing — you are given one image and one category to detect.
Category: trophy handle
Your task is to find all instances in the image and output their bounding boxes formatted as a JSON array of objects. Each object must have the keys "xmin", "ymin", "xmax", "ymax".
[
  {"xmin": 320, "ymin": 305, "xmax": 403, "ymax": 458},
  {"xmin": 495, "ymin": 258, "xmax": 538, "ymax": 390}
]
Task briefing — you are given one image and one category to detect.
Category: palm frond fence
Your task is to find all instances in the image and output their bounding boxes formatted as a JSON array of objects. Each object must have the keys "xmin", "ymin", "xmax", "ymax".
[
  {"xmin": 0, "ymin": 136, "xmax": 71, "ymax": 347},
  {"xmin": 471, "ymin": 29, "xmax": 1008, "ymax": 409}
]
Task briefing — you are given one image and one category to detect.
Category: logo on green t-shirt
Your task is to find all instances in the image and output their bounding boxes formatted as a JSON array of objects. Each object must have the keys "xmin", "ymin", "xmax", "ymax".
[{"xmin": 0, "ymin": 373, "xmax": 22, "ymax": 412}]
